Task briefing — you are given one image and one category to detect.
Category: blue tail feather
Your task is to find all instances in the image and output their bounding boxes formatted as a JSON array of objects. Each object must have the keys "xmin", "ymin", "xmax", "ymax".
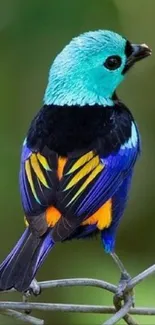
[{"xmin": 0, "ymin": 228, "xmax": 54, "ymax": 292}]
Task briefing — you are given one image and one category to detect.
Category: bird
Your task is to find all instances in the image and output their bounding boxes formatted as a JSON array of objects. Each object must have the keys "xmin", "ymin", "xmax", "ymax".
[{"xmin": 0, "ymin": 30, "xmax": 151, "ymax": 294}]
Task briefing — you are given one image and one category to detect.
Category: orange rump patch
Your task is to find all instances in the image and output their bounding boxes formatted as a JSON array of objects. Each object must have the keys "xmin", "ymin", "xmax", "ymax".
[
  {"xmin": 46, "ymin": 206, "xmax": 61, "ymax": 227},
  {"xmin": 81, "ymin": 199, "xmax": 112, "ymax": 230},
  {"xmin": 57, "ymin": 157, "xmax": 68, "ymax": 180}
]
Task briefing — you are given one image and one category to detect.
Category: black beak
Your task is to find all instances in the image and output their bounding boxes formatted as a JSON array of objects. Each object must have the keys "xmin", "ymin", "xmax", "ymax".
[{"xmin": 123, "ymin": 43, "xmax": 152, "ymax": 73}]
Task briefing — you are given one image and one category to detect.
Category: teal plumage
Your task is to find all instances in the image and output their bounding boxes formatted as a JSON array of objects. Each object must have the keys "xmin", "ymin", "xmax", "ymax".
[{"xmin": 44, "ymin": 30, "xmax": 126, "ymax": 106}]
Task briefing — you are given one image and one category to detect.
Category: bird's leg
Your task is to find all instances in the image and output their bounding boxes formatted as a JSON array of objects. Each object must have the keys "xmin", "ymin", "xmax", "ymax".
[
  {"xmin": 101, "ymin": 230, "xmax": 135, "ymax": 304},
  {"xmin": 110, "ymin": 252, "xmax": 135, "ymax": 306},
  {"xmin": 23, "ymin": 290, "xmax": 31, "ymax": 314},
  {"xmin": 111, "ymin": 252, "xmax": 130, "ymax": 278},
  {"xmin": 22, "ymin": 278, "xmax": 41, "ymax": 314}
]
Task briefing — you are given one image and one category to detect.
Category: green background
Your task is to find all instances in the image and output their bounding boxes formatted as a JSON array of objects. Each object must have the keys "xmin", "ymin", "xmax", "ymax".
[{"xmin": 0, "ymin": 0, "xmax": 155, "ymax": 324}]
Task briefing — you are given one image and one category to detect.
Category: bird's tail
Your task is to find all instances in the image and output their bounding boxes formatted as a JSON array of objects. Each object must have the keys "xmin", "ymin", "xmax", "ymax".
[{"xmin": 0, "ymin": 227, "xmax": 55, "ymax": 292}]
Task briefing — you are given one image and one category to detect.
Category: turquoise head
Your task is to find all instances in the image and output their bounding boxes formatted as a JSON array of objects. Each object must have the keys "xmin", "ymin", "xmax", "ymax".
[{"xmin": 44, "ymin": 30, "xmax": 151, "ymax": 107}]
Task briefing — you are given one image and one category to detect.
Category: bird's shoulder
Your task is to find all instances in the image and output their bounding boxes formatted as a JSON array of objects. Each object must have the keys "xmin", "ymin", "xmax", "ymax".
[{"xmin": 25, "ymin": 101, "xmax": 139, "ymax": 158}]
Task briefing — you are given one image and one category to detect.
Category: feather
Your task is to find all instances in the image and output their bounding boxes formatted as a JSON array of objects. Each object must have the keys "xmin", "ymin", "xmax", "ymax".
[
  {"xmin": 0, "ymin": 228, "xmax": 55, "ymax": 292},
  {"xmin": 20, "ymin": 143, "xmax": 58, "ymax": 216}
]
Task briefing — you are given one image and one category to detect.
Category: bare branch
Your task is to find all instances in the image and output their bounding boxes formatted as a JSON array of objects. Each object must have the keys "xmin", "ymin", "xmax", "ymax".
[
  {"xmin": 0, "ymin": 301, "xmax": 155, "ymax": 316},
  {"xmin": 0, "ymin": 301, "xmax": 118, "ymax": 313},
  {"xmin": 127, "ymin": 264, "xmax": 155, "ymax": 290},
  {"xmin": 113, "ymin": 293, "xmax": 138, "ymax": 325},
  {"xmin": 40, "ymin": 278, "xmax": 117, "ymax": 293},
  {"xmin": 103, "ymin": 296, "xmax": 133, "ymax": 325},
  {"xmin": 1, "ymin": 278, "xmax": 117, "ymax": 295},
  {"xmin": 130, "ymin": 307, "xmax": 155, "ymax": 315},
  {"xmin": 0, "ymin": 309, "xmax": 44, "ymax": 325},
  {"xmin": 123, "ymin": 313, "xmax": 139, "ymax": 325}
]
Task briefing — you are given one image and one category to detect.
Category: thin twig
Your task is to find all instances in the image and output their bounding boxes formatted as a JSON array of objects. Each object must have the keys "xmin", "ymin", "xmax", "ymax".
[
  {"xmin": 103, "ymin": 297, "xmax": 133, "ymax": 325},
  {"xmin": 0, "ymin": 278, "xmax": 117, "ymax": 295},
  {"xmin": 0, "ymin": 301, "xmax": 155, "ymax": 316},
  {"xmin": 40, "ymin": 278, "xmax": 117, "ymax": 293},
  {"xmin": 0, "ymin": 309, "xmax": 44, "ymax": 325},
  {"xmin": 0, "ymin": 302, "xmax": 119, "ymax": 313},
  {"xmin": 113, "ymin": 293, "xmax": 138, "ymax": 325},
  {"xmin": 129, "ymin": 307, "xmax": 155, "ymax": 315},
  {"xmin": 123, "ymin": 313, "xmax": 139, "ymax": 325},
  {"xmin": 127, "ymin": 264, "xmax": 155, "ymax": 290}
]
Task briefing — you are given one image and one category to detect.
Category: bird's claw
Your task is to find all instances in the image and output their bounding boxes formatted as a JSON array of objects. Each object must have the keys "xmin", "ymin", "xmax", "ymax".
[
  {"xmin": 23, "ymin": 291, "xmax": 31, "ymax": 315},
  {"xmin": 115, "ymin": 272, "xmax": 135, "ymax": 307},
  {"xmin": 116, "ymin": 271, "xmax": 131, "ymax": 299},
  {"xmin": 28, "ymin": 278, "xmax": 41, "ymax": 296}
]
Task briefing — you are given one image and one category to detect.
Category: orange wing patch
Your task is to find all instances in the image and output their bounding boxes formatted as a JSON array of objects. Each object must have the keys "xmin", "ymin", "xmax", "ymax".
[
  {"xmin": 81, "ymin": 199, "xmax": 112, "ymax": 230},
  {"xmin": 24, "ymin": 207, "xmax": 61, "ymax": 228},
  {"xmin": 46, "ymin": 206, "xmax": 61, "ymax": 227},
  {"xmin": 57, "ymin": 157, "xmax": 68, "ymax": 180}
]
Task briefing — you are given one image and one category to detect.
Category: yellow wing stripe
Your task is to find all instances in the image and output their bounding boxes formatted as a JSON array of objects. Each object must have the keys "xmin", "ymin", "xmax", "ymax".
[
  {"xmin": 25, "ymin": 160, "xmax": 40, "ymax": 203},
  {"xmin": 37, "ymin": 153, "xmax": 51, "ymax": 171},
  {"xmin": 67, "ymin": 151, "xmax": 94, "ymax": 174},
  {"xmin": 30, "ymin": 154, "xmax": 49, "ymax": 188},
  {"xmin": 67, "ymin": 163, "xmax": 104, "ymax": 206},
  {"xmin": 65, "ymin": 156, "xmax": 99, "ymax": 190}
]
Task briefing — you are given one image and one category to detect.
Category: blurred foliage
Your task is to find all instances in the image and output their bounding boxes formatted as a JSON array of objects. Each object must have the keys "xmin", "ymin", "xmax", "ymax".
[{"xmin": 0, "ymin": 0, "xmax": 155, "ymax": 324}]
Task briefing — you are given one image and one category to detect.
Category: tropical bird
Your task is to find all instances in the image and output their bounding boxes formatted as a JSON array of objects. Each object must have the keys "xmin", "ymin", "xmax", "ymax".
[{"xmin": 0, "ymin": 30, "xmax": 151, "ymax": 294}]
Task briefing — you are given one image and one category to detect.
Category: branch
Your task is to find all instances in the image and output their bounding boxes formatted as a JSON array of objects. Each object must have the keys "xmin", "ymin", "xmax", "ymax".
[
  {"xmin": 1, "ymin": 301, "xmax": 155, "ymax": 315},
  {"xmin": 127, "ymin": 264, "xmax": 155, "ymax": 290},
  {"xmin": 1, "ymin": 278, "xmax": 117, "ymax": 295},
  {"xmin": 0, "ymin": 309, "xmax": 44, "ymax": 325},
  {"xmin": 112, "ymin": 293, "xmax": 138, "ymax": 325},
  {"xmin": 103, "ymin": 297, "xmax": 133, "ymax": 325}
]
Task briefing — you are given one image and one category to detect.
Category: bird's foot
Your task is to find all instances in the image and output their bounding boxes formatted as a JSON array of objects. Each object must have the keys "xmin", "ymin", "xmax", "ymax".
[
  {"xmin": 23, "ymin": 279, "xmax": 41, "ymax": 314},
  {"xmin": 29, "ymin": 278, "xmax": 41, "ymax": 296},
  {"xmin": 23, "ymin": 291, "xmax": 31, "ymax": 315},
  {"xmin": 115, "ymin": 272, "xmax": 135, "ymax": 307}
]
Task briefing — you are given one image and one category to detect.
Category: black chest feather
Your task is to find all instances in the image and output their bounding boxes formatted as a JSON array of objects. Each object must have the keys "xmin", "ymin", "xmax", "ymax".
[{"xmin": 27, "ymin": 102, "xmax": 134, "ymax": 157}]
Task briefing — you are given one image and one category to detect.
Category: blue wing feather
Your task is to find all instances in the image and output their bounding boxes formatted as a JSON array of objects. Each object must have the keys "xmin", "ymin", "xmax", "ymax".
[
  {"xmin": 20, "ymin": 141, "xmax": 58, "ymax": 216},
  {"xmin": 101, "ymin": 170, "xmax": 133, "ymax": 252},
  {"xmin": 76, "ymin": 142, "xmax": 138, "ymax": 217}
]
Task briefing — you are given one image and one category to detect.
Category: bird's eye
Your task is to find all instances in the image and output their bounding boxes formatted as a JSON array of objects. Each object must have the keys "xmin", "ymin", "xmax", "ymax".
[{"xmin": 104, "ymin": 55, "xmax": 122, "ymax": 70}]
